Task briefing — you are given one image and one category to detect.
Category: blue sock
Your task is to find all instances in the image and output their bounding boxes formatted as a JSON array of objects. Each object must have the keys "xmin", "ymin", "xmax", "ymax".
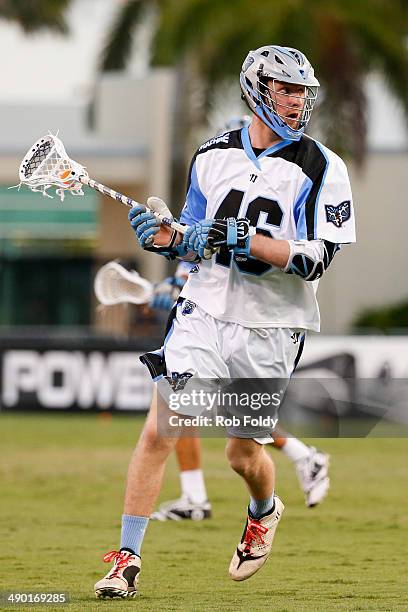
[
  {"xmin": 120, "ymin": 514, "xmax": 149, "ymax": 557},
  {"xmin": 249, "ymin": 493, "xmax": 275, "ymax": 519}
]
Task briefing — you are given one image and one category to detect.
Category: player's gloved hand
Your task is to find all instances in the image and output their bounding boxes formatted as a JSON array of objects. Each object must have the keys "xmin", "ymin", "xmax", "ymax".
[
  {"xmin": 151, "ymin": 276, "xmax": 185, "ymax": 311},
  {"xmin": 182, "ymin": 219, "xmax": 216, "ymax": 259},
  {"xmin": 129, "ymin": 205, "xmax": 187, "ymax": 259},
  {"xmin": 208, "ymin": 217, "xmax": 254, "ymax": 261},
  {"xmin": 129, "ymin": 205, "xmax": 161, "ymax": 249},
  {"xmin": 184, "ymin": 217, "xmax": 254, "ymax": 261}
]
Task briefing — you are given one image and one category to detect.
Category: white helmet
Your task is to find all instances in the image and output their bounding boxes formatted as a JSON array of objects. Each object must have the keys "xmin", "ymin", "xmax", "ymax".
[{"xmin": 240, "ymin": 45, "xmax": 320, "ymax": 141}]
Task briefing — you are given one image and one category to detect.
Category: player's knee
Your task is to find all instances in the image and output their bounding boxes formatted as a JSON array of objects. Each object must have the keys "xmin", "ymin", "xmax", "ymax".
[
  {"xmin": 228, "ymin": 455, "xmax": 252, "ymax": 476},
  {"xmin": 226, "ymin": 439, "xmax": 259, "ymax": 476},
  {"xmin": 140, "ymin": 421, "xmax": 176, "ymax": 456}
]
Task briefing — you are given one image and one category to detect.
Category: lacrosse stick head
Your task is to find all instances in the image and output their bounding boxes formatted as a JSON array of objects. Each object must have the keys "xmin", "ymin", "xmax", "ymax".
[
  {"xmin": 94, "ymin": 261, "xmax": 153, "ymax": 306},
  {"xmin": 18, "ymin": 133, "xmax": 88, "ymax": 200}
]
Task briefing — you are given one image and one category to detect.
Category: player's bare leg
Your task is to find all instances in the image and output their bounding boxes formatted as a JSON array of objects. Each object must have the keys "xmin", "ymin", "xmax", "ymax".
[
  {"xmin": 95, "ymin": 389, "xmax": 180, "ymax": 598},
  {"xmin": 273, "ymin": 429, "xmax": 330, "ymax": 507},
  {"xmin": 226, "ymin": 438, "xmax": 284, "ymax": 581},
  {"xmin": 152, "ymin": 436, "xmax": 211, "ymax": 521},
  {"xmin": 226, "ymin": 438, "xmax": 275, "ymax": 499},
  {"xmin": 176, "ymin": 436, "xmax": 201, "ymax": 470},
  {"xmin": 123, "ymin": 389, "xmax": 179, "ymax": 515}
]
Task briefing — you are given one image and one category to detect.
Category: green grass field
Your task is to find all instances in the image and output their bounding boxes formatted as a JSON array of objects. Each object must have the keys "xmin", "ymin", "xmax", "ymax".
[{"xmin": 1, "ymin": 413, "xmax": 407, "ymax": 612}]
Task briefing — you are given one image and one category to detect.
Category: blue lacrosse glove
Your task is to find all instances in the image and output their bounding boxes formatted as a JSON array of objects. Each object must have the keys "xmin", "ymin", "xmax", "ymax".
[
  {"xmin": 182, "ymin": 219, "xmax": 217, "ymax": 259},
  {"xmin": 129, "ymin": 205, "xmax": 161, "ymax": 249},
  {"xmin": 128, "ymin": 205, "xmax": 187, "ymax": 259},
  {"xmin": 208, "ymin": 217, "xmax": 254, "ymax": 261},
  {"xmin": 232, "ymin": 219, "xmax": 255, "ymax": 261},
  {"xmin": 151, "ymin": 276, "xmax": 185, "ymax": 311},
  {"xmin": 182, "ymin": 217, "xmax": 254, "ymax": 261}
]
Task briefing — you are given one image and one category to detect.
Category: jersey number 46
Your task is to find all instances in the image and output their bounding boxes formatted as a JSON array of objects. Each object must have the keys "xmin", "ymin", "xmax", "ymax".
[{"xmin": 214, "ymin": 189, "xmax": 283, "ymax": 275}]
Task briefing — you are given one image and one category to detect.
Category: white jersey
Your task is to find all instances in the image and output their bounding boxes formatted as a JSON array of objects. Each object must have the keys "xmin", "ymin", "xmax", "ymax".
[{"xmin": 179, "ymin": 127, "xmax": 356, "ymax": 331}]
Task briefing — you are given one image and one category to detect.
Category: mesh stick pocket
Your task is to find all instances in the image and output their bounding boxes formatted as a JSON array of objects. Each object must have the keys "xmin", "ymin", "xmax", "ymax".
[
  {"xmin": 94, "ymin": 262, "xmax": 153, "ymax": 306},
  {"xmin": 18, "ymin": 133, "xmax": 87, "ymax": 199}
]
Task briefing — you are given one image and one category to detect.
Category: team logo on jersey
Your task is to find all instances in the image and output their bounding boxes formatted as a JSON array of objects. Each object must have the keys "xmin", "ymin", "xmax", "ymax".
[
  {"xmin": 181, "ymin": 300, "xmax": 196, "ymax": 316},
  {"xmin": 189, "ymin": 265, "xmax": 200, "ymax": 274},
  {"xmin": 325, "ymin": 201, "xmax": 351, "ymax": 228},
  {"xmin": 198, "ymin": 133, "xmax": 230, "ymax": 151},
  {"xmin": 165, "ymin": 372, "xmax": 193, "ymax": 392}
]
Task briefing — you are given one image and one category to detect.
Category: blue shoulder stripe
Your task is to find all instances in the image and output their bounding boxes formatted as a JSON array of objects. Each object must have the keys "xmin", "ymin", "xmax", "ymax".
[{"xmin": 180, "ymin": 161, "xmax": 207, "ymax": 224}]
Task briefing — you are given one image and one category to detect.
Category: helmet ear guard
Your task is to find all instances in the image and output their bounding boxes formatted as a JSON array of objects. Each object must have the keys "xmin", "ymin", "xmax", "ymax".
[{"xmin": 257, "ymin": 75, "xmax": 273, "ymax": 108}]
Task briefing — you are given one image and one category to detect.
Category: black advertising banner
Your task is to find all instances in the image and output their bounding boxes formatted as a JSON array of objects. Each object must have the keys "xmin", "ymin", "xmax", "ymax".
[{"xmin": 0, "ymin": 334, "xmax": 156, "ymax": 412}]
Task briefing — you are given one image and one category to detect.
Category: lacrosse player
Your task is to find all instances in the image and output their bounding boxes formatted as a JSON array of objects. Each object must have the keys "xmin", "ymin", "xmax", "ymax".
[{"xmin": 95, "ymin": 45, "xmax": 355, "ymax": 598}]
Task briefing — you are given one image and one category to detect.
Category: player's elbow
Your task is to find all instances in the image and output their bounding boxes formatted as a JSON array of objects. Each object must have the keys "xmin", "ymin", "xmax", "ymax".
[
  {"xmin": 283, "ymin": 240, "xmax": 339, "ymax": 281},
  {"xmin": 286, "ymin": 257, "xmax": 325, "ymax": 281}
]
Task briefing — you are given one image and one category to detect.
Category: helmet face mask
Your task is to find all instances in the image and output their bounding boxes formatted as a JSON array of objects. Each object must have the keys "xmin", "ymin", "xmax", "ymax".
[
  {"xmin": 260, "ymin": 79, "xmax": 318, "ymax": 132},
  {"xmin": 240, "ymin": 45, "xmax": 320, "ymax": 141}
]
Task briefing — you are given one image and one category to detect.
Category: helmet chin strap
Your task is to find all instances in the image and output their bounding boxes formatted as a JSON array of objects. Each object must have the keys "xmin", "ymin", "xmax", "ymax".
[{"xmin": 256, "ymin": 103, "xmax": 303, "ymax": 141}]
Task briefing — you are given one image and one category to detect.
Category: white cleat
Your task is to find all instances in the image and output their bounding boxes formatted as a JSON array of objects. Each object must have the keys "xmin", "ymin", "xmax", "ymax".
[
  {"xmin": 151, "ymin": 495, "xmax": 212, "ymax": 521},
  {"xmin": 229, "ymin": 496, "xmax": 284, "ymax": 581},
  {"xmin": 295, "ymin": 447, "xmax": 330, "ymax": 507},
  {"xmin": 94, "ymin": 550, "xmax": 141, "ymax": 599}
]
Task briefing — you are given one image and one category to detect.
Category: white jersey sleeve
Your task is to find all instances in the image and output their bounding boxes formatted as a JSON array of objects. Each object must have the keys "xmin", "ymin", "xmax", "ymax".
[
  {"xmin": 293, "ymin": 140, "xmax": 355, "ymax": 244},
  {"xmin": 311, "ymin": 144, "xmax": 355, "ymax": 244},
  {"xmin": 179, "ymin": 133, "xmax": 236, "ymax": 226}
]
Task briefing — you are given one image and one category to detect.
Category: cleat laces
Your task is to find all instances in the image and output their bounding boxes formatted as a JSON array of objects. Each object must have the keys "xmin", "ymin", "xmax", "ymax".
[
  {"xmin": 243, "ymin": 519, "xmax": 268, "ymax": 553},
  {"xmin": 103, "ymin": 550, "xmax": 131, "ymax": 579}
]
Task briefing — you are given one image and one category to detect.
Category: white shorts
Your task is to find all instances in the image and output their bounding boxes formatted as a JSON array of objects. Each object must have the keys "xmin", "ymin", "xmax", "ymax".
[
  {"xmin": 141, "ymin": 299, "xmax": 305, "ymax": 441},
  {"xmin": 164, "ymin": 300, "xmax": 304, "ymax": 379}
]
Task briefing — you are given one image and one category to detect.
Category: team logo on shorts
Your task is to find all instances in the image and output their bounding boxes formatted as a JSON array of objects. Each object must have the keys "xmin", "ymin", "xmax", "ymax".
[
  {"xmin": 165, "ymin": 372, "xmax": 193, "ymax": 392},
  {"xmin": 291, "ymin": 332, "xmax": 301, "ymax": 344},
  {"xmin": 325, "ymin": 201, "xmax": 351, "ymax": 228},
  {"xmin": 181, "ymin": 300, "xmax": 196, "ymax": 316}
]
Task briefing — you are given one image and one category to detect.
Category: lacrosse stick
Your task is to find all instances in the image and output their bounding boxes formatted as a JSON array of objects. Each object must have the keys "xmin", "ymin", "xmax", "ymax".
[
  {"xmin": 16, "ymin": 133, "xmax": 187, "ymax": 236},
  {"xmin": 17, "ymin": 133, "xmax": 217, "ymax": 258},
  {"xmin": 94, "ymin": 261, "xmax": 153, "ymax": 306}
]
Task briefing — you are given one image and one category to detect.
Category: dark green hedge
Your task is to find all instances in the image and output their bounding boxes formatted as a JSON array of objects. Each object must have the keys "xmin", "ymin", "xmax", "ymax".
[{"xmin": 352, "ymin": 300, "xmax": 408, "ymax": 332}]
